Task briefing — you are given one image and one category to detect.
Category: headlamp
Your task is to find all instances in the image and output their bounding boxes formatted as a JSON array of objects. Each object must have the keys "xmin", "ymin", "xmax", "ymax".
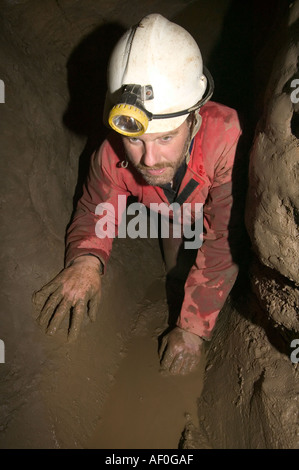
[{"xmin": 108, "ymin": 67, "xmax": 214, "ymax": 137}]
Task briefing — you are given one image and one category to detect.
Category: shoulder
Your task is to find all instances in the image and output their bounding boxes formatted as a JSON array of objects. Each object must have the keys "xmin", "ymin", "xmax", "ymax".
[
  {"xmin": 93, "ymin": 132, "xmax": 125, "ymax": 168},
  {"xmin": 97, "ymin": 132, "xmax": 124, "ymax": 158},
  {"xmin": 200, "ymin": 101, "xmax": 240, "ymax": 125},
  {"xmin": 190, "ymin": 102, "xmax": 242, "ymax": 177},
  {"xmin": 195, "ymin": 101, "xmax": 242, "ymax": 149}
]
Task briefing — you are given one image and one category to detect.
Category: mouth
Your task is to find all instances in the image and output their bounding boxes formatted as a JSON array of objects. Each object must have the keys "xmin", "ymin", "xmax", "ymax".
[{"xmin": 144, "ymin": 167, "xmax": 168, "ymax": 176}]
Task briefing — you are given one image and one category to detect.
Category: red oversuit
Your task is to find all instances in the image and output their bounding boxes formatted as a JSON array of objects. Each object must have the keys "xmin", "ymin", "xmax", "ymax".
[{"xmin": 66, "ymin": 101, "xmax": 242, "ymax": 339}]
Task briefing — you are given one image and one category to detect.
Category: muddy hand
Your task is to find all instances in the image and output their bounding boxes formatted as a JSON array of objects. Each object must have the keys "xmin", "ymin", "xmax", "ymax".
[
  {"xmin": 32, "ymin": 256, "xmax": 102, "ymax": 342},
  {"xmin": 159, "ymin": 327, "xmax": 203, "ymax": 375}
]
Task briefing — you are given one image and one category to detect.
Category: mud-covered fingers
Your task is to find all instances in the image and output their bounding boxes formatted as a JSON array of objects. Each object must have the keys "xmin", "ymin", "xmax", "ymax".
[
  {"xmin": 170, "ymin": 354, "xmax": 195, "ymax": 375},
  {"xmin": 46, "ymin": 299, "xmax": 72, "ymax": 336},
  {"xmin": 88, "ymin": 295, "xmax": 100, "ymax": 322},
  {"xmin": 167, "ymin": 353, "xmax": 185, "ymax": 375},
  {"xmin": 158, "ymin": 335, "xmax": 168, "ymax": 362},
  {"xmin": 159, "ymin": 342, "xmax": 178, "ymax": 372},
  {"xmin": 171, "ymin": 349, "xmax": 202, "ymax": 375},
  {"xmin": 36, "ymin": 289, "xmax": 64, "ymax": 326},
  {"xmin": 160, "ymin": 346, "xmax": 197, "ymax": 375},
  {"xmin": 32, "ymin": 281, "xmax": 60, "ymax": 312},
  {"xmin": 67, "ymin": 300, "xmax": 86, "ymax": 343}
]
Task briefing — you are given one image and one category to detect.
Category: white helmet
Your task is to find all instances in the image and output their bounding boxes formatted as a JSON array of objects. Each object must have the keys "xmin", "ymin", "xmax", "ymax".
[{"xmin": 105, "ymin": 13, "xmax": 213, "ymax": 136}]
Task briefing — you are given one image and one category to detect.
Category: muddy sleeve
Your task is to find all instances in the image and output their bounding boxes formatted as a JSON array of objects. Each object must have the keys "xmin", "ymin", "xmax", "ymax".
[
  {"xmin": 177, "ymin": 131, "xmax": 243, "ymax": 339},
  {"xmin": 65, "ymin": 140, "xmax": 130, "ymax": 272}
]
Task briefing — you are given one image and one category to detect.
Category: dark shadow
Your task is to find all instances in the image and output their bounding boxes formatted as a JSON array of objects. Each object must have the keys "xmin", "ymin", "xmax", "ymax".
[
  {"xmin": 206, "ymin": 0, "xmax": 254, "ymax": 126},
  {"xmin": 206, "ymin": 0, "xmax": 291, "ymax": 131},
  {"xmin": 62, "ymin": 22, "xmax": 126, "ymax": 219},
  {"xmin": 217, "ymin": 0, "xmax": 296, "ymax": 359},
  {"xmin": 163, "ymin": 236, "xmax": 198, "ymax": 331},
  {"xmin": 204, "ymin": 4, "xmax": 258, "ymax": 307}
]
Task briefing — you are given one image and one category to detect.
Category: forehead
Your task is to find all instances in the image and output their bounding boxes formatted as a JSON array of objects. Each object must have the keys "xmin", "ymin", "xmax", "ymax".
[{"xmin": 124, "ymin": 120, "xmax": 189, "ymax": 142}]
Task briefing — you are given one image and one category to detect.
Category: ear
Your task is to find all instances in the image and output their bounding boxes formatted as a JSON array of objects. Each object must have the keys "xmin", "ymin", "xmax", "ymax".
[{"xmin": 187, "ymin": 112, "xmax": 195, "ymax": 128}]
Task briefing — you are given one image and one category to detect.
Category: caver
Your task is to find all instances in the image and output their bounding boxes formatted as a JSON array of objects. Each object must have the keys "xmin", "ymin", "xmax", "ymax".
[{"xmin": 33, "ymin": 13, "xmax": 243, "ymax": 376}]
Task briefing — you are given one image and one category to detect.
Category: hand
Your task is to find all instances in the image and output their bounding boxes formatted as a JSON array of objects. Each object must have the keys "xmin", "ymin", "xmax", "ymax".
[
  {"xmin": 159, "ymin": 326, "xmax": 204, "ymax": 375},
  {"xmin": 32, "ymin": 256, "xmax": 102, "ymax": 342}
]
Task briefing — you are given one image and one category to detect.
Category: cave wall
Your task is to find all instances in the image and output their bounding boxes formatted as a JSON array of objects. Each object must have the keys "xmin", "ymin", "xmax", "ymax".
[
  {"xmin": 245, "ymin": 0, "xmax": 299, "ymax": 338},
  {"xmin": 181, "ymin": 0, "xmax": 299, "ymax": 450}
]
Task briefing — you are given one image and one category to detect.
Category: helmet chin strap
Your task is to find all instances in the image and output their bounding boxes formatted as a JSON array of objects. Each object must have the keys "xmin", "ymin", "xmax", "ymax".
[{"xmin": 185, "ymin": 111, "xmax": 202, "ymax": 165}]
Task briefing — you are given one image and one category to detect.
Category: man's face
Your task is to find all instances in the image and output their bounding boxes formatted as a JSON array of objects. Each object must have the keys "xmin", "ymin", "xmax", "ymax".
[{"xmin": 122, "ymin": 119, "xmax": 191, "ymax": 186}]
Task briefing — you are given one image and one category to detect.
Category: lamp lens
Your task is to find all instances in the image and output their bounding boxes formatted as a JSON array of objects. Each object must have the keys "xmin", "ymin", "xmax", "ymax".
[{"xmin": 112, "ymin": 115, "xmax": 144, "ymax": 133}]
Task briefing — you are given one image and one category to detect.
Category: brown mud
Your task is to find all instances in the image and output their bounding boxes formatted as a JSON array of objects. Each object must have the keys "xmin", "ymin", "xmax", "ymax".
[{"xmin": 86, "ymin": 293, "xmax": 205, "ymax": 449}]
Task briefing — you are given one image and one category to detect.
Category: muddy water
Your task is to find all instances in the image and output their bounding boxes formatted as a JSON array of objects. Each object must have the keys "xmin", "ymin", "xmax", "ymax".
[{"xmin": 85, "ymin": 278, "xmax": 206, "ymax": 450}]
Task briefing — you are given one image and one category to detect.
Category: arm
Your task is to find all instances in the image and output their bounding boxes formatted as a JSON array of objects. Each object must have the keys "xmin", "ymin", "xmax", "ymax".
[
  {"xmin": 160, "ymin": 123, "xmax": 243, "ymax": 374},
  {"xmin": 65, "ymin": 137, "xmax": 130, "ymax": 269},
  {"xmin": 177, "ymin": 130, "xmax": 243, "ymax": 339},
  {"xmin": 33, "ymin": 136, "xmax": 130, "ymax": 340}
]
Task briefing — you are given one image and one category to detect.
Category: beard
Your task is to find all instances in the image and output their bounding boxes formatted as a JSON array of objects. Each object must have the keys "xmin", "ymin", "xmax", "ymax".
[
  {"xmin": 127, "ymin": 133, "xmax": 191, "ymax": 187},
  {"xmin": 135, "ymin": 155, "xmax": 186, "ymax": 186}
]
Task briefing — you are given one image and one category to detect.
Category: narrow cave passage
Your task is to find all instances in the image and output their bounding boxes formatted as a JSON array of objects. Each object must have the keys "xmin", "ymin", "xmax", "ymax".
[{"xmin": 0, "ymin": 0, "xmax": 297, "ymax": 450}]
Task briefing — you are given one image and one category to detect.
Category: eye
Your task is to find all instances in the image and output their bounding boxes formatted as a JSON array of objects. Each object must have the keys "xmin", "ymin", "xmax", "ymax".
[
  {"xmin": 128, "ymin": 137, "xmax": 141, "ymax": 144},
  {"xmin": 160, "ymin": 135, "xmax": 173, "ymax": 142}
]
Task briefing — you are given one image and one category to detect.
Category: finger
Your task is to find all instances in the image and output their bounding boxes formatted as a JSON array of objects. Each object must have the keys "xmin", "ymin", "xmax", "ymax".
[
  {"xmin": 46, "ymin": 300, "xmax": 72, "ymax": 336},
  {"xmin": 170, "ymin": 354, "xmax": 192, "ymax": 375},
  {"xmin": 67, "ymin": 300, "xmax": 86, "ymax": 343},
  {"xmin": 32, "ymin": 281, "xmax": 60, "ymax": 310},
  {"xmin": 158, "ymin": 336, "xmax": 168, "ymax": 361},
  {"xmin": 88, "ymin": 296, "xmax": 100, "ymax": 322},
  {"xmin": 178, "ymin": 357, "xmax": 193, "ymax": 375},
  {"xmin": 168, "ymin": 353, "xmax": 185, "ymax": 375},
  {"xmin": 173, "ymin": 352, "xmax": 201, "ymax": 376},
  {"xmin": 37, "ymin": 290, "xmax": 64, "ymax": 326},
  {"xmin": 33, "ymin": 276, "xmax": 61, "ymax": 300},
  {"xmin": 160, "ymin": 345, "xmax": 176, "ymax": 371}
]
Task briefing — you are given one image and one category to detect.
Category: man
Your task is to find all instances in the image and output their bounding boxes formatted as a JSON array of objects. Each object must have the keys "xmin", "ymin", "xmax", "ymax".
[{"xmin": 33, "ymin": 14, "xmax": 242, "ymax": 376}]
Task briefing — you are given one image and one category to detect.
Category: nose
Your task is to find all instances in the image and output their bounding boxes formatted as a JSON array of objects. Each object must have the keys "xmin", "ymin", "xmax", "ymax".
[{"xmin": 142, "ymin": 142, "xmax": 159, "ymax": 167}]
